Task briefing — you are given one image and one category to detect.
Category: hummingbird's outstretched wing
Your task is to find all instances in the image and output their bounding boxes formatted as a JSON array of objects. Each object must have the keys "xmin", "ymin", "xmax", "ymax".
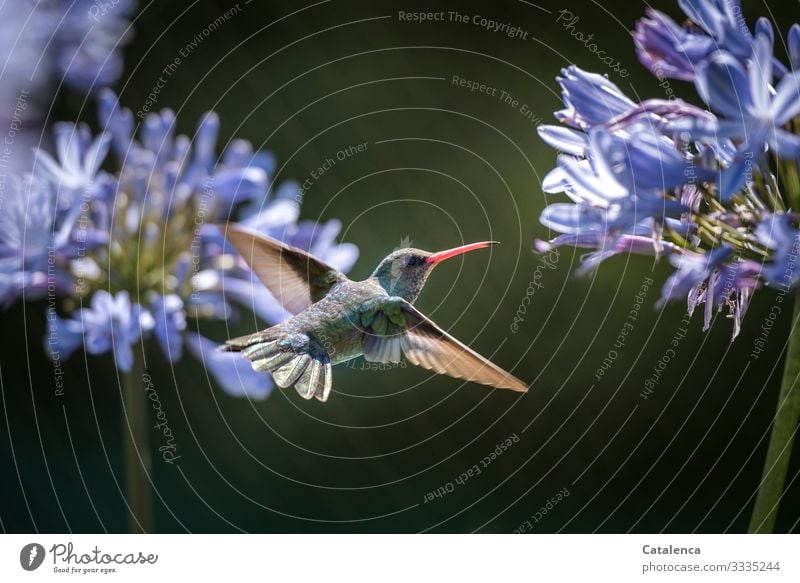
[
  {"xmin": 223, "ymin": 224, "xmax": 349, "ymax": 314},
  {"xmin": 357, "ymin": 297, "xmax": 527, "ymax": 392}
]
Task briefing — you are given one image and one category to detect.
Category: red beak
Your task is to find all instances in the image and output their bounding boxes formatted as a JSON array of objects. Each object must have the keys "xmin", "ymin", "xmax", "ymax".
[{"xmin": 426, "ymin": 241, "xmax": 498, "ymax": 265}]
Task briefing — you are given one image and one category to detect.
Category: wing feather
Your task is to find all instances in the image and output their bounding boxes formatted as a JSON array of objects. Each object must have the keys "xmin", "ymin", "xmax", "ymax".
[
  {"xmin": 362, "ymin": 298, "xmax": 527, "ymax": 392},
  {"xmin": 223, "ymin": 224, "xmax": 348, "ymax": 314}
]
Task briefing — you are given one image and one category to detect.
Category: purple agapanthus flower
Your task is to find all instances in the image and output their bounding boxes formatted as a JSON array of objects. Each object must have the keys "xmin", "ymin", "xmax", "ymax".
[
  {"xmin": 554, "ymin": 66, "xmax": 636, "ymax": 130},
  {"xmin": 0, "ymin": 0, "xmax": 135, "ymax": 174},
  {"xmin": 635, "ymin": 8, "xmax": 717, "ymax": 82},
  {"xmin": 1, "ymin": 91, "xmax": 358, "ymax": 399},
  {"xmin": 634, "ymin": 0, "xmax": 789, "ymax": 82},
  {"xmin": 55, "ymin": 0, "xmax": 136, "ymax": 91},
  {"xmin": 61, "ymin": 290, "xmax": 154, "ymax": 373},
  {"xmin": 537, "ymin": 0, "xmax": 800, "ymax": 339},
  {"xmin": 678, "ymin": 34, "xmax": 800, "ymax": 152},
  {"xmin": 34, "ymin": 122, "xmax": 112, "ymax": 197},
  {"xmin": 0, "ymin": 176, "xmax": 78, "ymax": 304},
  {"xmin": 756, "ymin": 214, "xmax": 800, "ymax": 289}
]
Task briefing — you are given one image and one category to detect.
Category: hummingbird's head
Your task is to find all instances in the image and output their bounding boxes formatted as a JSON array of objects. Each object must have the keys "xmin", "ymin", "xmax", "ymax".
[{"xmin": 371, "ymin": 241, "xmax": 498, "ymax": 302}]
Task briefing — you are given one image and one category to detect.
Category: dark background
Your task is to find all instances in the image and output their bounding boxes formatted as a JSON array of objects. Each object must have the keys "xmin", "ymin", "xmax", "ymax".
[{"xmin": 2, "ymin": 0, "xmax": 799, "ymax": 533}]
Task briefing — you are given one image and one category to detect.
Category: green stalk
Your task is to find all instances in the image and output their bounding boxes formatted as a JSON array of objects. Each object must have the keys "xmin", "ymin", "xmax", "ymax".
[
  {"xmin": 749, "ymin": 286, "xmax": 800, "ymax": 533},
  {"xmin": 122, "ymin": 349, "xmax": 152, "ymax": 533},
  {"xmin": 782, "ymin": 160, "xmax": 800, "ymax": 212}
]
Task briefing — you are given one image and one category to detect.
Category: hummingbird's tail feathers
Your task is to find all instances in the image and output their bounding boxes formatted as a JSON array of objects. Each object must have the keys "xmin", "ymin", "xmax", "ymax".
[
  {"xmin": 224, "ymin": 331, "xmax": 333, "ymax": 401},
  {"xmin": 292, "ymin": 357, "xmax": 331, "ymax": 401}
]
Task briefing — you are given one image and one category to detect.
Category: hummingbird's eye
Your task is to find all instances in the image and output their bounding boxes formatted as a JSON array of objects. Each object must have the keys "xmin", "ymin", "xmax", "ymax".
[{"xmin": 406, "ymin": 255, "xmax": 424, "ymax": 267}]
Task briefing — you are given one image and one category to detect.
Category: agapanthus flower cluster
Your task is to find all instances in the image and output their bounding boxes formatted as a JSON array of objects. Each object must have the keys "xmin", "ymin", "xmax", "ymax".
[
  {"xmin": 0, "ymin": 0, "xmax": 135, "ymax": 172},
  {"xmin": 0, "ymin": 0, "xmax": 134, "ymax": 93},
  {"xmin": 537, "ymin": 0, "xmax": 800, "ymax": 338},
  {"xmin": 0, "ymin": 90, "xmax": 357, "ymax": 399}
]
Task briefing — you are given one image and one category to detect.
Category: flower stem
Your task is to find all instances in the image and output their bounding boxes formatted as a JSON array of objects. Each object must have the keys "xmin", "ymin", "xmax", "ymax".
[
  {"xmin": 749, "ymin": 286, "xmax": 800, "ymax": 533},
  {"xmin": 122, "ymin": 350, "xmax": 152, "ymax": 533}
]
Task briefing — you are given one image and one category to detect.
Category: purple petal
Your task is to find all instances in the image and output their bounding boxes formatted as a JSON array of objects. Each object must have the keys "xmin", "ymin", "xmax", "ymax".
[
  {"xmin": 208, "ymin": 167, "xmax": 268, "ymax": 213},
  {"xmin": 770, "ymin": 130, "xmax": 800, "ymax": 159},
  {"xmin": 540, "ymin": 203, "xmax": 608, "ymax": 234},
  {"xmin": 221, "ymin": 273, "xmax": 292, "ymax": 325},
  {"xmin": 45, "ymin": 313, "xmax": 85, "ymax": 362},
  {"xmin": 194, "ymin": 112, "xmax": 220, "ymax": 170},
  {"xmin": 718, "ymin": 159, "xmax": 749, "ymax": 200},
  {"xmin": 241, "ymin": 199, "xmax": 300, "ymax": 230},
  {"xmin": 749, "ymin": 33, "xmax": 773, "ymax": 113},
  {"xmin": 185, "ymin": 332, "xmax": 273, "ymax": 400},
  {"xmin": 771, "ymin": 72, "xmax": 800, "ymax": 125},
  {"xmin": 695, "ymin": 52, "xmax": 753, "ymax": 118},
  {"xmin": 542, "ymin": 166, "xmax": 571, "ymax": 194},
  {"xmin": 113, "ymin": 340, "xmax": 135, "ymax": 373},
  {"xmin": 537, "ymin": 125, "xmax": 587, "ymax": 156},
  {"xmin": 152, "ymin": 294, "xmax": 187, "ymax": 362},
  {"xmin": 790, "ymin": 24, "xmax": 800, "ymax": 71},
  {"xmin": 555, "ymin": 66, "xmax": 636, "ymax": 128},
  {"xmin": 634, "ymin": 9, "xmax": 715, "ymax": 82}
]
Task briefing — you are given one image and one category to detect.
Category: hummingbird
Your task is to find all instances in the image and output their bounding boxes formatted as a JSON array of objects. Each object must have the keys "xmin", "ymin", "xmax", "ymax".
[{"xmin": 221, "ymin": 225, "xmax": 528, "ymax": 402}]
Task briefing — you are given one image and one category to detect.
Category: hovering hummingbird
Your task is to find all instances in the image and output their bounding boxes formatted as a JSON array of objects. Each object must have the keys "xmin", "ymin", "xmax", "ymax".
[{"xmin": 221, "ymin": 225, "xmax": 528, "ymax": 402}]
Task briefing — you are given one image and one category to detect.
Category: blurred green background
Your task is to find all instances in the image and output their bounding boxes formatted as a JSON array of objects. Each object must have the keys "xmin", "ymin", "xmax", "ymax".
[{"xmin": 2, "ymin": 0, "xmax": 800, "ymax": 533}]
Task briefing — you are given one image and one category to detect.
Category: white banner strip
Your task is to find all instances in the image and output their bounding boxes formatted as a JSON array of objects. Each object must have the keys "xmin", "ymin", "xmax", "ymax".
[{"xmin": 1, "ymin": 534, "xmax": 797, "ymax": 582}]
